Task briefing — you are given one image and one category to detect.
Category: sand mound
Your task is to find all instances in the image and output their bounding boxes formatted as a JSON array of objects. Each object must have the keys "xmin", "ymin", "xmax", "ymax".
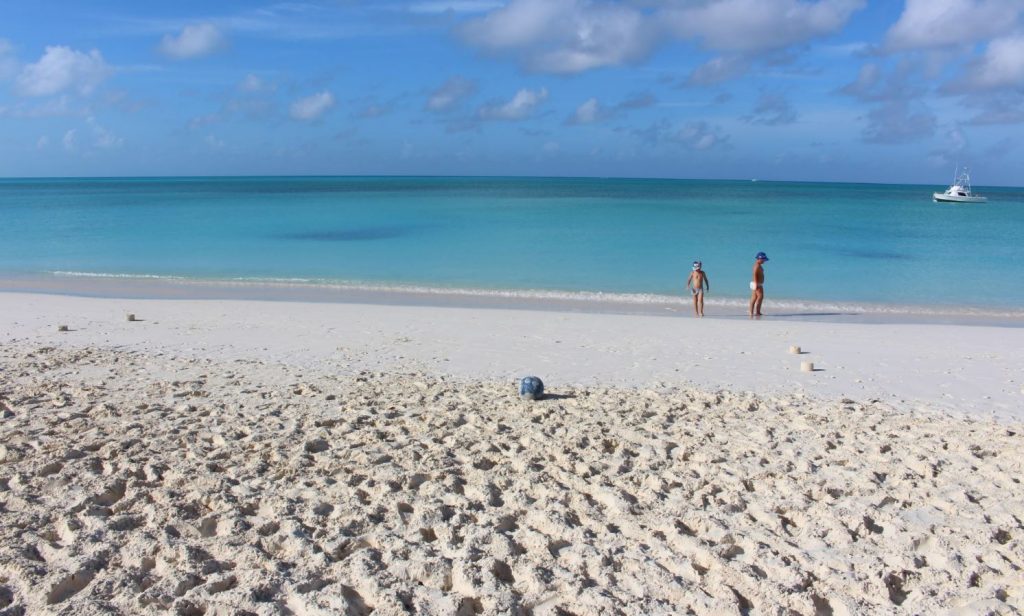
[{"xmin": 1, "ymin": 345, "xmax": 1022, "ymax": 614}]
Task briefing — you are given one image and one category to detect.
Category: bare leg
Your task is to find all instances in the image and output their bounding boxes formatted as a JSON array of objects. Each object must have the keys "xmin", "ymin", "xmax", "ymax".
[
  {"xmin": 749, "ymin": 291, "xmax": 757, "ymax": 317},
  {"xmin": 698, "ymin": 292, "xmax": 704, "ymax": 317},
  {"xmin": 754, "ymin": 289, "xmax": 764, "ymax": 317},
  {"xmin": 692, "ymin": 292, "xmax": 699, "ymax": 317}
]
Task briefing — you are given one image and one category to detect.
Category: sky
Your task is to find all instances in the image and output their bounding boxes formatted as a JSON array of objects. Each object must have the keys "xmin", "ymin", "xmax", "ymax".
[{"xmin": 1, "ymin": 0, "xmax": 1022, "ymax": 184}]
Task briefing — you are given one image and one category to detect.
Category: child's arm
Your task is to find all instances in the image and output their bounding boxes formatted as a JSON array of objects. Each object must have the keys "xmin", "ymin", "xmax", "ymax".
[
  {"xmin": 703, "ymin": 272, "xmax": 710, "ymax": 291},
  {"xmin": 685, "ymin": 272, "xmax": 694, "ymax": 289}
]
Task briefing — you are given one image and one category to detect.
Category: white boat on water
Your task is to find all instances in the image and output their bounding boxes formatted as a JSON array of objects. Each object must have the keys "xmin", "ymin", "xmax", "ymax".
[{"xmin": 933, "ymin": 167, "xmax": 987, "ymax": 203}]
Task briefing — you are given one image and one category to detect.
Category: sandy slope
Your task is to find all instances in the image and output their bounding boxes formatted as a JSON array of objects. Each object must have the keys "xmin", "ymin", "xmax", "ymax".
[{"xmin": 1, "ymin": 342, "xmax": 1022, "ymax": 615}]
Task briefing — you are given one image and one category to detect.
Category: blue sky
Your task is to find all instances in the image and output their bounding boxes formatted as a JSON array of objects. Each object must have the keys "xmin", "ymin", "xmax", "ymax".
[{"xmin": 1, "ymin": 0, "xmax": 1022, "ymax": 184}]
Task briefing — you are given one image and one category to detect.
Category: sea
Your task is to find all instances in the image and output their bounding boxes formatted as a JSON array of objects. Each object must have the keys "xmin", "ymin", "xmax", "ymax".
[{"xmin": 1, "ymin": 176, "xmax": 1023, "ymax": 318}]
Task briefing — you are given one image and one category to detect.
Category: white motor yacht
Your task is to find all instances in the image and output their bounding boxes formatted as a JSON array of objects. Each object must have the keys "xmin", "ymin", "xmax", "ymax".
[{"xmin": 933, "ymin": 167, "xmax": 987, "ymax": 203}]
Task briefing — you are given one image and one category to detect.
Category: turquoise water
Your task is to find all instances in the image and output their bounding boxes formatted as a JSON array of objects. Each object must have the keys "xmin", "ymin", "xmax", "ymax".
[{"xmin": 1, "ymin": 176, "xmax": 1022, "ymax": 311}]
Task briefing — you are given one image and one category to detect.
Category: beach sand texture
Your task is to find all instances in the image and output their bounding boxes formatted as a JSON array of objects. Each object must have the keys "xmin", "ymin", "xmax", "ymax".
[{"xmin": 2, "ymin": 342, "xmax": 1022, "ymax": 615}]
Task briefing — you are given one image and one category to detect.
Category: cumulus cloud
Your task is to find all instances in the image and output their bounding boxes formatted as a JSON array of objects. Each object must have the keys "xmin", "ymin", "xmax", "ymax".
[
  {"xmin": 477, "ymin": 87, "xmax": 548, "ymax": 120},
  {"xmin": 290, "ymin": 91, "xmax": 335, "ymax": 121},
  {"xmin": 458, "ymin": 0, "xmax": 864, "ymax": 76},
  {"xmin": 968, "ymin": 34, "xmax": 1024, "ymax": 89},
  {"xmin": 460, "ymin": 0, "xmax": 655, "ymax": 73},
  {"xmin": 16, "ymin": 46, "xmax": 111, "ymax": 97},
  {"xmin": 861, "ymin": 101, "xmax": 936, "ymax": 144},
  {"xmin": 964, "ymin": 93, "xmax": 1024, "ymax": 124},
  {"xmin": 88, "ymin": 116, "xmax": 123, "ymax": 149},
  {"xmin": 634, "ymin": 118, "xmax": 730, "ymax": 150},
  {"xmin": 0, "ymin": 38, "xmax": 17, "ymax": 80},
  {"xmin": 686, "ymin": 55, "xmax": 750, "ymax": 86},
  {"xmin": 838, "ymin": 61, "xmax": 926, "ymax": 102},
  {"xmin": 885, "ymin": 0, "xmax": 1023, "ymax": 51},
  {"xmin": 62, "ymin": 129, "xmax": 77, "ymax": 151},
  {"xmin": 677, "ymin": 120, "xmax": 729, "ymax": 150},
  {"xmin": 426, "ymin": 77, "xmax": 476, "ymax": 112},
  {"xmin": 566, "ymin": 92, "xmax": 655, "ymax": 125},
  {"xmin": 743, "ymin": 93, "xmax": 798, "ymax": 125},
  {"xmin": 239, "ymin": 73, "xmax": 274, "ymax": 93},
  {"xmin": 568, "ymin": 98, "xmax": 607, "ymax": 125},
  {"xmin": 663, "ymin": 0, "xmax": 865, "ymax": 53},
  {"xmin": 159, "ymin": 23, "xmax": 226, "ymax": 60}
]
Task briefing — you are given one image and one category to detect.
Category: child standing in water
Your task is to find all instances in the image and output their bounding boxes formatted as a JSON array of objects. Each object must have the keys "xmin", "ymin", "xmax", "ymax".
[
  {"xmin": 686, "ymin": 260, "xmax": 709, "ymax": 317},
  {"xmin": 749, "ymin": 251, "xmax": 768, "ymax": 318}
]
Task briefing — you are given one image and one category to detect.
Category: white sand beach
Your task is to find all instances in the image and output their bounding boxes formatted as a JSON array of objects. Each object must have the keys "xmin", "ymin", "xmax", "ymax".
[{"xmin": 1, "ymin": 292, "xmax": 1023, "ymax": 614}]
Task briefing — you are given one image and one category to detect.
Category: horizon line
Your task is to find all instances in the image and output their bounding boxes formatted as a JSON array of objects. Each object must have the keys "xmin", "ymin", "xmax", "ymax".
[{"xmin": 1, "ymin": 173, "xmax": 1019, "ymax": 189}]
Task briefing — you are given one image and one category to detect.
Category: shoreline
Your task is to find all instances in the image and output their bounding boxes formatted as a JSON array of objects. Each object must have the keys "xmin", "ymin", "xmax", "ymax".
[
  {"xmin": 2, "ymin": 291, "xmax": 1023, "ymax": 419},
  {"xmin": 4, "ymin": 273, "xmax": 1024, "ymax": 328}
]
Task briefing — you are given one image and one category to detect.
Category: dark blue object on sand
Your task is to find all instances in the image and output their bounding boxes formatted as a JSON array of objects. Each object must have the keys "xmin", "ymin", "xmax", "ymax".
[{"xmin": 519, "ymin": 376, "xmax": 544, "ymax": 400}]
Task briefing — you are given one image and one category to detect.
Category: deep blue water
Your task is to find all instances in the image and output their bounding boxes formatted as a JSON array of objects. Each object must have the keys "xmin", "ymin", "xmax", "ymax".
[{"xmin": 1, "ymin": 176, "xmax": 1022, "ymax": 310}]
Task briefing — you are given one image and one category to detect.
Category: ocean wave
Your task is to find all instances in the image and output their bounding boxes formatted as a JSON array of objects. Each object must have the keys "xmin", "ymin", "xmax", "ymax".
[{"xmin": 44, "ymin": 270, "xmax": 1024, "ymax": 319}]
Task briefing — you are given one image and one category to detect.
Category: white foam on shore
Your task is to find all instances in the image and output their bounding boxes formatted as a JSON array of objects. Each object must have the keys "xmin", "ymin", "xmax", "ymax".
[{"xmin": 43, "ymin": 270, "xmax": 1024, "ymax": 319}]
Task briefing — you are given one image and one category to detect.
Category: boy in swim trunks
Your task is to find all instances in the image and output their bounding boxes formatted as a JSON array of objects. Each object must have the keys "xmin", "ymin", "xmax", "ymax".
[
  {"xmin": 686, "ymin": 260, "xmax": 709, "ymax": 317},
  {"xmin": 749, "ymin": 251, "xmax": 768, "ymax": 318}
]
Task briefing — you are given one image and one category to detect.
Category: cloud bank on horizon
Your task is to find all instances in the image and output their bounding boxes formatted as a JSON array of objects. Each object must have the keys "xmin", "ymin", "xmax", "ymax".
[{"xmin": 0, "ymin": 0, "xmax": 1022, "ymax": 184}]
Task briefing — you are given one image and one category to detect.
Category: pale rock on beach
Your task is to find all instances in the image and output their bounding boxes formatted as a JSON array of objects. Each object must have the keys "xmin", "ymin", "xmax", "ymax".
[{"xmin": 0, "ymin": 293, "xmax": 1023, "ymax": 614}]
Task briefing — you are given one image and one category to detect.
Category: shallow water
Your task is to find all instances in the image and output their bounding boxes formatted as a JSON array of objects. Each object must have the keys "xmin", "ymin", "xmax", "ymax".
[{"xmin": 1, "ymin": 176, "xmax": 1022, "ymax": 310}]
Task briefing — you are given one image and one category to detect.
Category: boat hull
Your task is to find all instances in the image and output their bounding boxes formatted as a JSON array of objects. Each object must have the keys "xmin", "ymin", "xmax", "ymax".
[{"xmin": 933, "ymin": 193, "xmax": 987, "ymax": 203}]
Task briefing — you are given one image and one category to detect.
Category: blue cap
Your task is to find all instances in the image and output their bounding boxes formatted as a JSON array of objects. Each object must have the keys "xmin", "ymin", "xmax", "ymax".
[{"xmin": 756, "ymin": 251, "xmax": 769, "ymax": 261}]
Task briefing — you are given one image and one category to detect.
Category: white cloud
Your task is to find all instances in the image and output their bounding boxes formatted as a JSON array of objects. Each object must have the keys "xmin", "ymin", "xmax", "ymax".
[
  {"xmin": 427, "ymin": 77, "xmax": 476, "ymax": 111},
  {"xmin": 964, "ymin": 93, "xmax": 1024, "ymax": 124},
  {"xmin": 885, "ymin": 0, "xmax": 1023, "ymax": 51},
  {"xmin": 239, "ymin": 73, "xmax": 269, "ymax": 92},
  {"xmin": 16, "ymin": 46, "xmax": 111, "ymax": 97},
  {"xmin": 839, "ymin": 59, "xmax": 926, "ymax": 102},
  {"xmin": 568, "ymin": 98, "xmax": 605, "ymax": 125},
  {"xmin": 744, "ymin": 93, "xmax": 798, "ymax": 125},
  {"xmin": 36, "ymin": 136, "xmax": 50, "ymax": 150},
  {"xmin": 478, "ymin": 87, "xmax": 548, "ymax": 120},
  {"xmin": 88, "ymin": 116, "xmax": 123, "ymax": 149},
  {"xmin": 633, "ymin": 118, "xmax": 730, "ymax": 150},
  {"xmin": 62, "ymin": 128, "xmax": 77, "ymax": 151},
  {"xmin": 663, "ymin": 0, "xmax": 865, "ymax": 53},
  {"xmin": 460, "ymin": 0, "xmax": 654, "ymax": 73},
  {"xmin": 205, "ymin": 135, "xmax": 226, "ymax": 149},
  {"xmin": 565, "ymin": 93, "xmax": 654, "ymax": 125},
  {"xmin": 159, "ymin": 23, "xmax": 226, "ymax": 59},
  {"xmin": 971, "ymin": 34, "xmax": 1024, "ymax": 88},
  {"xmin": 678, "ymin": 121, "xmax": 728, "ymax": 150},
  {"xmin": 687, "ymin": 55, "xmax": 750, "ymax": 86},
  {"xmin": 290, "ymin": 91, "xmax": 335, "ymax": 121},
  {"xmin": 0, "ymin": 38, "xmax": 17, "ymax": 80},
  {"xmin": 459, "ymin": 0, "xmax": 863, "ymax": 75}
]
